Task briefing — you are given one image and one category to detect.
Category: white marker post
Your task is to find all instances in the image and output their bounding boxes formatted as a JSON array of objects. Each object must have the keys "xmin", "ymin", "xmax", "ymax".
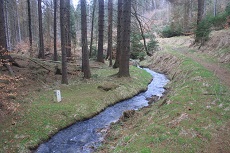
[{"xmin": 54, "ymin": 90, "xmax": 61, "ymax": 102}]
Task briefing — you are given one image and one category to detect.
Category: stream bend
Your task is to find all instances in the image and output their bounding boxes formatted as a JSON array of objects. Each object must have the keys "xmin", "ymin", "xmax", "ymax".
[{"xmin": 36, "ymin": 68, "xmax": 169, "ymax": 153}]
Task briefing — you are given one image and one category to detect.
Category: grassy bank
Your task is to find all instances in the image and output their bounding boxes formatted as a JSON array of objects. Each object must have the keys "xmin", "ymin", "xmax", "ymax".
[
  {"xmin": 0, "ymin": 66, "xmax": 152, "ymax": 152},
  {"xmin": 98, "ymin": 51, "xmax": 230, "ymax": 153}
]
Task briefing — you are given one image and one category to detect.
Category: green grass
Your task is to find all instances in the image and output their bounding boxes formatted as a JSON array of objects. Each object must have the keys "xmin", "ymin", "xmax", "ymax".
[
  {"xmin": 97, "ymin": 51, "xmax": 230, "ymax": 153},
  {"xmin": 0, "ymin": 66, "xmax": 152, "ymax": 152}
]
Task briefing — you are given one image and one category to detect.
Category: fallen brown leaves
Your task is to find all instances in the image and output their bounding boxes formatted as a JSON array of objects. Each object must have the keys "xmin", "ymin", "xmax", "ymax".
[{"xmin": 0, "ymin": 75, "xmax": 23, "ymax": 120}]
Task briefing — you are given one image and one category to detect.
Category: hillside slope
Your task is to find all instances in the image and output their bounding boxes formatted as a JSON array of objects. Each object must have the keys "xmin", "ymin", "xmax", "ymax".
[{"xmin": 98, "ymin": 29, "xmax": 230, "ymax": 153}]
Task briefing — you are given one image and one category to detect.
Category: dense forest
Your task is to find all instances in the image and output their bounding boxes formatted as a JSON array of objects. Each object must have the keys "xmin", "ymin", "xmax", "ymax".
[
  {"xmin": 0, "ymin": 0, "xmax": 230, "ymax": 152},
  {"xmin": 1, "ymin": 0, "xmax": 229, "ymax": 80}
]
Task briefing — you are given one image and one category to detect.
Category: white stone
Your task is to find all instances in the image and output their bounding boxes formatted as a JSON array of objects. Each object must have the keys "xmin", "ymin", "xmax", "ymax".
[{"xmin": 54, "ymin": 90, "xmax": 61, "ymax": 102}]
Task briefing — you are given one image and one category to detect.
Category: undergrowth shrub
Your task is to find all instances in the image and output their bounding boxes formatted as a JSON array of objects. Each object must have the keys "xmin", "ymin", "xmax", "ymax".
[
  {"xmin": 195, "ymin": 19, "xmax": 211, "ymax": 45},
  {"xmin": 195, "ymin": 4, "xmax": 230, "ymax": 45},
  {"xmin": 147, "ymin": 38, "xmax": 158, "ymax": 52},
  {"xmin": 161, "ymin": 26, "xmax": 182, "ymax": 38},
  {"xmin": 130, "ymin": 33, "xmax": 145, "ymax": 60},
  {"xmin": 130, "ymin": 33, "xmax": 158, "ymax": 60},
  {"xmin": 208, "ymin": 13, "xmax": 228, "ymax": 29}
]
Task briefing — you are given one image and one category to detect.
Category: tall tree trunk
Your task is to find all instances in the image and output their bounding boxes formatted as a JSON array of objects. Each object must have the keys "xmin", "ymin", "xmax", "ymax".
[
  {"xmin": 197, "ymin": 0, "xmax": 205, "ymax": 25},
  {"xmin": 27, "ymin": 0, "xmax": 33, "ymax": 55},
  {"xmin": 53, "ymin": 0, "xmax": 58, "ymax": 61},
  {"xmin": 81, "ymin": 0, "xmax": 91, "ymax": 79},
  {"xmin": 107, "ymin": 0, "xmax": 113, "ymax": 66},
  {"xmin": 38, "ymin": 0, "xmax": 45, "ymax": 59},
  {"xmin": 4, "ymin": 0, "xmax": 10, "ymax": 50},
  {"xmin": 213, "ymin": 0, "xmax": 217, "ymax": 16},
  {"xmin": 0, "ymin": 0, "xmax": 14, "ymax": 75},
  {"xmin": 183, "ymin": 0, "xmax": 190, "ymax": 32},
  {"xmin": 152, "ymin": 0, "xmax": 157, "ymax": 10},
  {"xmin": 66, "ymin": 0, "xmax": 71, "ymax": 58},
  {"xmin": 0, "ymin": 0, "xmax": 7, "ymax": 52},
  {"xmin": 60, "ymin": 0, "xmax": 68, "ymax": 84},
  {"xmin": 89, "ymin": 0, "xmax": 97, "ymax": 58},
  {"xmin": 15, "ymin": 1, "xmax": 21, "ymax": 43},
  {"xmin": 118, "ymin": 0, "xmax": 131, "ymax": 77},
  {"xmin": 113, "ymin": 0, "xmax": 122, "ymax": 68},
  {"xmin": 97, "ymin": 0, "xmax": 104, "ymax": 63}
]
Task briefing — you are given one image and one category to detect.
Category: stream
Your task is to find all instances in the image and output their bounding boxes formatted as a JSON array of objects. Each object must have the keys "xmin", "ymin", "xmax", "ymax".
[{"xmin": 36, "ymin": 68, "xmax": 169, "ymax": 153}]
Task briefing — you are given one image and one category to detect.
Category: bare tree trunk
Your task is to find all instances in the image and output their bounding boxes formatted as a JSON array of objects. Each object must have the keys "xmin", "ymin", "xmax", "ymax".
[
  {"xmin": 213, "ymin": 0, "xmax": 217, "ymax": 16},
  {"xmin": 38, "ymin": 0, "xmax": 45, "ymax": 59},
  {"xmin": 0, "ymin": 0, "xmax": 14, "ymax": 76},
  {"xmin": 89, "ymin": 0, "xmax": 97, "ymax": 58},
  {"xmin": 4, "ymin": 0, "xmax": 10, "ymax": 50},
  {"xmin": 107, "ymin": 0, "xmax": 113, "ymax": 66},
  {"xmin": 66, "ymin": 0, "xmax": 71, "ymax": 58},
  {"xmin": 27, "ymin": 0, "xmax": 33, "ymax": 55},
  {"xmin": 183, "ymin": 0, "xmax": 190, "ymax": 32},
  {"xmin": 60, "ymin": 0, "xmax": 68, "ymax": 84},
  {"xmin": 132, "ymin": 5, "xmax": 151, "ymax": 56},
  {"xmin": 152, "ymin": 0, "xmax": 156, "ymax": 10},
  {"xmin": 15, "ymin": 1, "xmax": 21, "ymax": 43},
  {"xmin": 197, "ymin": 0, "xmax": 205, "ymax": 25},
  {"xmin": 97, "ymin": 0, "xmax": 105, "ymax": 63},
  {"xmin": 118, "ymin": 0, "xmax": 131, "ymax": 77},
  {"xmin": 81, "ymin": 0, "xmax": 91, "ymax": 79},
  {"xmin": 113, "ymin": 0, "xmax": 122, "ymax": 68},
  {"xmin": 53, "ymin": 0, "xmax": 58, "ymax": 61},
  {"xmin": 0, "ymin": 0, "xmax": 7, "ymax": 52}
]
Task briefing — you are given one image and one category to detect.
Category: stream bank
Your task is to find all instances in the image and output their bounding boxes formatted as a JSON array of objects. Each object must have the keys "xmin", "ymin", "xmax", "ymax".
[
  {"xmin": 97, "ymin": 48, "xmax": 230, "ymax": 153},
  {"xmin": 36, "ymin": 68, "xmax": 169, "ymax": 153}
]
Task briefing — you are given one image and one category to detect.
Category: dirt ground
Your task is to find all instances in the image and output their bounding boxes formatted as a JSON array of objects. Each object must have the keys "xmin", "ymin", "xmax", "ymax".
[
  {"xmin": 175, "ymin": 47, "xmax": 230, "ymax": 153},
  {"xmin": 180, "ymin": 48, "xmax": 230, "ymax": 88}
]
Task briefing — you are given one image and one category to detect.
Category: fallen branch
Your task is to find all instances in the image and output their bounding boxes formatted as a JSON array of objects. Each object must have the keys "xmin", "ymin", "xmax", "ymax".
[{"xmin": 29, "ymin": 58, "xmax": 52, "ymax": 72}]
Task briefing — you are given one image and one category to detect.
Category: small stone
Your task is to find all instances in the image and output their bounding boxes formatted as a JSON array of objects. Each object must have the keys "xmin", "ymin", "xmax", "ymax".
[
  {"xmin": 206, "ymin": 106, "xmax": 211, "ymax": 109},
  {"xmin": 218, "ymin": 103, "xmax": 223, "ymax": 108}
]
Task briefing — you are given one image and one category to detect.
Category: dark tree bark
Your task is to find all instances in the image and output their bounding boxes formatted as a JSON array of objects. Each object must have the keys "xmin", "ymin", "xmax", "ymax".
[
  {"xmin": 66, "ymin": 0, "xmax": 71, "ymax": 58},
  {"xmin": 0, "ymin": 0, "xmax": 7, "ymax": 52},
  {"xmin": 38, "ymin": 0, "xmax": 45, "ymax": 59},
  {"xmin": 118, "ymin": 0, "xmax": 131, "ymax": 77},
  {"xmin": 89, "ymin": 0, "xmax": 97, "ymax": 58},
  {"xmin": 0, "ymin": 0, "xmax": 16, "ymax": 75},
  {"xmin": 113, "ymin": 0, "xmax": 122, "ymax": 68},
  {"xmin": 97, "ymin": 0, "xmax": 104, "ymax": 63},
  {"xmin": 107, "ymin": 0, "xmax": 113, "ymax": 66},
  {"xmin": 53, "ymin": 0, "xmax": 58, "ymax": 61},
  {"xmin": 197, "ymin": 0, "xmax": 205, "ymax": 25},
  {"xmin": 60, "ymin": 0, "xmax": 68, "ymax": 84},
  {"xmin": 81, "ymin": 0, "xmax": 91, "ymax": 79},
  {"xmin": 27, "ymin": 0, "xmax": 33, "ymax": 55}
]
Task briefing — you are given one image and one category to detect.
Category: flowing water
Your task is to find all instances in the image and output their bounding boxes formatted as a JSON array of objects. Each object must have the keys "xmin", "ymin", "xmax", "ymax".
[{"xmin": 36, "ymin": 68, "xmax": 169, "ymax": 153}]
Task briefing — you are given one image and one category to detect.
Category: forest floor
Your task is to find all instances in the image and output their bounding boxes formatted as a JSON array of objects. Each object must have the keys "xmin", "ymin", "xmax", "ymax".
[
  {"xmin": 0, "ymin": 55, "xmax": 152, "ymax": 152},
  {"xmin": 98, "ymin": 29, "xmax": 230, "ymax": 153}
]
